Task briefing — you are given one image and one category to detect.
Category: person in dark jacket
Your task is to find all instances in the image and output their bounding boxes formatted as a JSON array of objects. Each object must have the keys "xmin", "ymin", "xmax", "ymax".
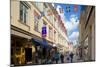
[
  {"xmin": 60, "ymin": 54, "xmax": 64, "ymax": 63},
  {"xmin": 53, "ymin": 48, "xmax": 60, "ymax": 64},
  {"xmin": 69, "ymin": 52, "xmax": 74, "ymax": 63}
]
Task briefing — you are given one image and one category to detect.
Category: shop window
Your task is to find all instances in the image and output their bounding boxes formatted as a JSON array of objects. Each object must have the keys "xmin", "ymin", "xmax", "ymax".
[
  {"xmin": 16, "ymin": 47, "xmax": 21, "ymax": 55},
  {"xmin": 16, "ymin": 57, "xmax": 20, "ymax": 64},
  {"xmin": 22, "ymin": 48, "xmax": 24, "ymax": 53}
]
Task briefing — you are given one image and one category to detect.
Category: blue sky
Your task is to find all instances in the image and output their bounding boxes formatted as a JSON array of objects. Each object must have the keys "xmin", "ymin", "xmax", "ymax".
[{"xmin": 53, "ymin": 3, "xmax": 82, "ymax": 45}]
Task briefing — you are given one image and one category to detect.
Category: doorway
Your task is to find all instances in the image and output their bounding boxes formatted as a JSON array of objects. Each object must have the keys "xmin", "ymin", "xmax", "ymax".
[{"xmin": 25, "ymin": 48, "xmax": 32, "ymax": 63}]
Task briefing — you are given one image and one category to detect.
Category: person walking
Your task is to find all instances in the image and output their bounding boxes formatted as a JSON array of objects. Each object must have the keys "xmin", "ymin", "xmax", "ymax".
[
  {"xmin": 45, "ymin": 56, "xmax": 52, "ymax": 64},
  {"xmin": 53, "ymin": 48, "xmax": 60, "ymax": 64},
  {"xmin": 60, "ymin": 54, "xmax": 64, "ymax": 63},
  {"xmin": 54, "ymin": 51, "xmax": 60, "ymax": 63},
  {"xmin": 69, "ymin": 52, "xmax": 74, "ymax": 63}
]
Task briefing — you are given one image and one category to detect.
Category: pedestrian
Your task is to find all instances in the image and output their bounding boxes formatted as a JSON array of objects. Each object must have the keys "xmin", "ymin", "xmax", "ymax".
[
  {"xmin": 35, "ymin": 52, "xmax": 39, "ymax": 64},
  {"xmin": 54, "ymin": 51, "xmax": 60, "ymax": 63},
  {"xmin": 60, "ymin": 54, "xmax": 64, "ymax": 63},
  {"xmin": 45, "ymin": 56, "xmax": 52, "ymax": 64},
  {"xmin": 69, "ymin": 52, "xmax": 74, "ymax": 63},
  {"xmin": 53, "ymin": 48, "xmax": 60, "ymax": 64},
  {"xmin": 66, "ymin": 53, "xmax": 70, "ymax": 63}
]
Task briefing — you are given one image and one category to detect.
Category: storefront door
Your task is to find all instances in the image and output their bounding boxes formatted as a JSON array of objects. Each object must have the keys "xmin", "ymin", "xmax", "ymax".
[{"xmin": 25, "ymin": 48, "xmax": 32, "ymax": 63}]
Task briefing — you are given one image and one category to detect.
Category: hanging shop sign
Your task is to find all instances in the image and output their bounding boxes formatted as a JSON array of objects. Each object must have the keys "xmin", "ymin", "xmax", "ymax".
[{"xmin": 42, "ymin": 26, "xmax": 47, "ymax": 38}]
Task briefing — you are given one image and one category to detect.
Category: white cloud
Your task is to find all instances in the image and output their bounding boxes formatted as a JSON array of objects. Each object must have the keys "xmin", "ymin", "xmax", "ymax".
[
  {"xmin": 70, "ymin": 14, "xmax": 78, "ymax": 23},
  {"xmin": 72, "ymin": 40, "xmax": 78, "ymax": 46},
  {"xmin": 65, "ymin": 15, "xmax": 79, "ymax": 36},
  {"xmin": 69, "ymin": 31, "xmax": 79, "ymax": 41}
]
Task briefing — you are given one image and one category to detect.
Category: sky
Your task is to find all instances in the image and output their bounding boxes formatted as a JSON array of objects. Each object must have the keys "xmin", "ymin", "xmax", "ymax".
[{"xmin": 52, "ymin": 3, "xmax": 82, "ymax": 45}]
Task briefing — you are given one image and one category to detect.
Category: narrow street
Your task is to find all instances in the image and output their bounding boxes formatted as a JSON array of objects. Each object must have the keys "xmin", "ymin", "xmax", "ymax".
[{"xmin": 10, "ymin": 0, "xmax": 95, "ymax": 66}]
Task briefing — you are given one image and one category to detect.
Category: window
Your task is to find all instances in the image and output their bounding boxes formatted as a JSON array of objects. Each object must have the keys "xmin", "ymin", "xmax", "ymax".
[
  {"xmin": 34, "ymin": 10, "xmax": 40, "ymax": 32},
  {"xmin": 34, "ymin": 20, "xmax": 39, "ymax": 32},
  {"xmin": 49, "ymin": 27, "xmax": 53, "ymax": 39},
  {"xmin": 33, "ymin": 2, "xmax": 41, "ymax": 11},
  {"xmin": 20, "ymin": 2, "xmax": 28, "ymax": 23},
  {"xmin": 16, "ymin": 47, "xmax": 21, "ymax": 55},
  {"xmin": 44, "ymin": 3, "xmax": 48, "ymax": 8},
  {"xmin": 54, "ymin": 31, "xmax": 56, "ymax": 42}
]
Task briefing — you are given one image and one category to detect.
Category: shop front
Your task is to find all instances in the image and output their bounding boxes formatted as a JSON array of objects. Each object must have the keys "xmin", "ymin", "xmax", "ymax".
[
  {"xmin": 11, "ymin": 35, "xmax": 33, "ymax": 65},
  {"xmin": 11, "ymin": 29, "xmax": 34, "ymax": 65}
]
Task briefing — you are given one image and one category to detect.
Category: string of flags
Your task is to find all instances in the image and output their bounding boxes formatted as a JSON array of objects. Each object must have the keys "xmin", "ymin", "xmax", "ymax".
[
  {"xmin": 66, "ymin": 5, "xmax": 70, "ymax": 12},
  {"xmin": 59, "ymin": 8, "xmax": 64, "ymax": 13},
  {"xmin": 66, "ymin": 5, "xmax": 78, "ymax": 13},
  {"xmin": 34, "ymin": 10, "xmax": 45, "ymax": 20},
  {"xmin": 33, "ymin": 4, "xmax": 79, "ymax": 20},
  {"xmin": 74, "ymin": 5, "xmax": 78, "ymax": 12}
]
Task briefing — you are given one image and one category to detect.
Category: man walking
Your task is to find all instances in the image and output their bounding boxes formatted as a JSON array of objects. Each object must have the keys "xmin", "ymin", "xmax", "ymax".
[
  {"xmin": 69, "ymin": 52, "xmax": 74, "ymax": 63},
  {"xmin": 60, "ymin": 54, "xmax": 64, "ymax": 63}
]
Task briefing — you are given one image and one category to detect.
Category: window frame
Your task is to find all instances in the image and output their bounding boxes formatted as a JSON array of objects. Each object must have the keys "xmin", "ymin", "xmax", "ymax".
[
  {"xmin": 34, "ymin": 10, "xmax": 40, "ymax": 33},
  {"xmin": 19, "ymin": 2, "xmax": 29, "ymax": 24}
]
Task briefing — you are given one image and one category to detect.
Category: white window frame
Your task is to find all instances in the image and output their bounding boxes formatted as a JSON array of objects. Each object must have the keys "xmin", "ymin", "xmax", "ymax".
[{"xmin": 20, "ymin": 2, "xmax": 28, "ymax": 23}]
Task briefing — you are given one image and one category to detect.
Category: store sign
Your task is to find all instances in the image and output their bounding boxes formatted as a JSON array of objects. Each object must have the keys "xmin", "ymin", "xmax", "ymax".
[{"xmin": 42, "ymin": 26, "xmax": 47, "ymax": 38}]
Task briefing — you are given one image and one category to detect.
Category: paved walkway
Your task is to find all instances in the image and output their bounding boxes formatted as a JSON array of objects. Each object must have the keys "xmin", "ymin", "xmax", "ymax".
[{"xmin": 58, "ymin": 54, "xmax": 84, "ymax": 64}]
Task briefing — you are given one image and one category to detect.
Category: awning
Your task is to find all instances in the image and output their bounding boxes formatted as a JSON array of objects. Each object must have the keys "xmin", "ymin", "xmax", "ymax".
[
  {"xmin": 31, "ymin": 38, "xmax": 41, "ymax": 46},
  {"xmin": 31, "ymin": 38, "xmax": 48, "ymax": 48}
]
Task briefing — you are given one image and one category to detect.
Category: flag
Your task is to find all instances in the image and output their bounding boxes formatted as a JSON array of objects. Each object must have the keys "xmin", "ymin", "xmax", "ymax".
[
  {"xmin": 74, "ymin": 5, "xmax": 78, "ymax": 12},
  {"xmin": 34, "ymin": 10, "xmax": 41, "ymax": 20},
  {"xmin": 66, "ymin": 5, "xmax": 70, "ymax": 12},
  {"xmin": 57, "ymin": 15, "xmax": 61, "ymax": 22},
  {"xmin": 59, "ymin": 8, "xmax": 64, "ymax": 13},
  {"xmin": 34, "ymin": 10, "xmax": 39, "ymax": 17}
]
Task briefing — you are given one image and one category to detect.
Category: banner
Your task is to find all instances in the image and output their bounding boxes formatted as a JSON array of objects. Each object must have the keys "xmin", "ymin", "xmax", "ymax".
[
  {"xmin": 42, "ymin": 26, "xmax": 47, "ymax": 38},
  {"xmin": 66, "ymin": 5, "xmax": 70, "ymax": 12},
  {"xmin": 59, "ymin": 8, "xmax": 64, "ymax": 13}
]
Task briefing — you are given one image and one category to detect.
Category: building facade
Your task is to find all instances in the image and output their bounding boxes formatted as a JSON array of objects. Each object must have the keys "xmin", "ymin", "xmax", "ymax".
[
  {"xmin": 79, "ymin": 6, "xmax": 95, "ymax": 61},
  {"xmin": 11, "ymin": 0, "xmax": 69, "ymax": 65}
]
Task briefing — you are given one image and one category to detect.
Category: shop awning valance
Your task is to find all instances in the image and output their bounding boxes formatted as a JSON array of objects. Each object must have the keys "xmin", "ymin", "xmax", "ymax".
[{"xmin": 31, "ymin": 38, "xmax": 49, "ymax": 48}]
